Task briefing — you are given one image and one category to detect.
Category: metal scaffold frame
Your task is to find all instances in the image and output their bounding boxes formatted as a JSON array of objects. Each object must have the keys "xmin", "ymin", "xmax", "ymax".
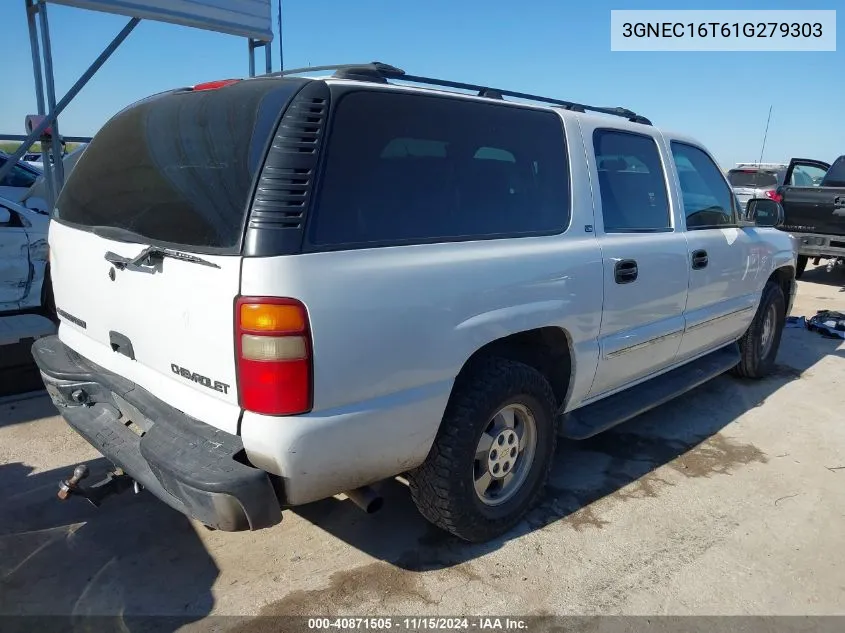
[{"xmin": 0, "ymin": 0, "xmax": 275, "ymax": 210}]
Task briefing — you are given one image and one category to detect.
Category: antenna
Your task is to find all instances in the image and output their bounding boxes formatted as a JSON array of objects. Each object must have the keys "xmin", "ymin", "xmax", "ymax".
[{"xmin": 757, "ymin": 105, "xmax": 773, "ymax": 167}]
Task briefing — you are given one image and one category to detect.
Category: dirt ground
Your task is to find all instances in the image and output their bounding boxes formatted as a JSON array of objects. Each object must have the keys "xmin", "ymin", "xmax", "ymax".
[{"xmin": 1, "ymin": 263, "xmax": 843, "ymax": 626}]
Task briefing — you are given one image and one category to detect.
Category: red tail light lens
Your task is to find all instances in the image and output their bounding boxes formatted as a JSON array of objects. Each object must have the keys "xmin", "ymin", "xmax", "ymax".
[
  {"xmin": 193, "ymin": 79, "xmax": 241, "ymax": 91},
  {"xmin": 235, "ymin": 297, "xmax": 312, "ymax": 416},
  {"xmin": 765, "ymin": 190, "xmax": 783, "ymax": 202}
]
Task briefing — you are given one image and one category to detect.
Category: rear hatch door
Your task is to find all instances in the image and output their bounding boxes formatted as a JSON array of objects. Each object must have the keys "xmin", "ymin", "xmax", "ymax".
[{"xmin": 49, "ymin": 77, "xmax": 305, "ymax": 434}]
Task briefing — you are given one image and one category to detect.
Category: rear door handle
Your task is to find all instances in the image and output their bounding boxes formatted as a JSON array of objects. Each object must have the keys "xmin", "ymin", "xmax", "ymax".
[
  {"xmin": 692, "ymin": 249, "xmax": 709, "ymax": 270},
  {"xmin": 614, "ymin": 259, "xmax": 638, "ymax": 284}
]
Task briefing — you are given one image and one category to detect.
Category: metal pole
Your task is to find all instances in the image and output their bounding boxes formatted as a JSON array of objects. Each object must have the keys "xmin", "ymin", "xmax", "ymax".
[
  {"xmin": 264, "ymin": 41, "xmax": 272, "ymax": 74},
  {"xmin": 38, "ymin": 1, "xmax": 65, "ymax": 195},
  {"xmin": 0, "ymin": 17, "xmax": 139, "ymax": 185},
  {"xmin": 278, "ymin": 0, "xmax": 283, "ymax": 71},
  {"xmin": 25, "ymin": 0, "xmax": 55, "ymax": 209},
  {"xmin": 0, "ymin": 134, "xmax": 92, "ymax": 144},
  {"xmin": 248, "ymin": 39, "xmax": 256, "ymax": 77}
]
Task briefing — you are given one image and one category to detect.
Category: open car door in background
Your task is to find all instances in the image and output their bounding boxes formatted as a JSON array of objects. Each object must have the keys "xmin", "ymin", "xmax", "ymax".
[
  {"xmin": 779, "ymin": 158, "xmax": 845, "ymax": 237},
  {"xmin": 783, "ymin": 158, "xmax": 831, "ymax": 188}
]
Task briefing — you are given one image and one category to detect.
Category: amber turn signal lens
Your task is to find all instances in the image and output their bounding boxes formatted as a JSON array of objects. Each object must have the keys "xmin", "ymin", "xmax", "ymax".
[{"xmin": 239, "ymin": 303, "xmax": 306, "ymax": 333}]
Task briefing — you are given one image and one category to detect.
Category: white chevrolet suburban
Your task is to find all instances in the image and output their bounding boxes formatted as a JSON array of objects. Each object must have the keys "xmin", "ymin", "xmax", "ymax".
[{"xmin": 34, "ymin": 62, "xmax": 797, "ymax": 543}]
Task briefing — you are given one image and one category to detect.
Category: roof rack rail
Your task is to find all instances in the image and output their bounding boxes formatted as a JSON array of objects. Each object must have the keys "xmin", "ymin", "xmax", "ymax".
[{"xmin": 262, "ymin": 61, "xmax": 652, "ymax": 125}]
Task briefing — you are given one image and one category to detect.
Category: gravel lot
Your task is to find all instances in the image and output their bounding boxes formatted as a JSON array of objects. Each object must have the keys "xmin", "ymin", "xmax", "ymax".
[{"xmin": 1, "ymin": 264, "xmax": 843, "ymax": 626}]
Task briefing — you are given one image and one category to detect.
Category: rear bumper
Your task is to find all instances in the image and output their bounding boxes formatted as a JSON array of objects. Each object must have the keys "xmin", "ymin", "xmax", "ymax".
[
  {"xmin": 792, "ymin": 233, "xmax": 845, "ymax": 258},
  {"xmin": 31, "ymin": 335, "xmax": 281, "ymax": 532}
]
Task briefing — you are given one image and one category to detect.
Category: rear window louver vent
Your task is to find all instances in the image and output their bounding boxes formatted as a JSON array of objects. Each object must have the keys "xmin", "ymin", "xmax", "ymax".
[{"xmin": 244, "ymin": 81, "xmax": 331, "ymax": 256}]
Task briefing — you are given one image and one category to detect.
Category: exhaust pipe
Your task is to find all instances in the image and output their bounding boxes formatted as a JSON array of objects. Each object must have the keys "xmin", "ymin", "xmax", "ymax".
[{"xmin": 345, "ymin": 486, "xmax": 383, "ymax": 514}]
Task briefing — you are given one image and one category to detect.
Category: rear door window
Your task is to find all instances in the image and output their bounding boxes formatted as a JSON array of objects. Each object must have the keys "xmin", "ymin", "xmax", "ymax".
[
  {"xmin": 54, "ymin": 79, "xmax": 304, "ymax": 253},
  {"xmin": 593, "ymin": 129, "xmax": 671, "ymax": 232},
  {"xmin": 308, "ymin": 91, "xmax": 570, "ymax": 248}
]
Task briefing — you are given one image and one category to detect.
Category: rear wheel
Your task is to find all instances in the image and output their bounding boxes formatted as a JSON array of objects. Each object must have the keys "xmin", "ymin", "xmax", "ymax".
[
  {"xmin": 733, "ymin": 281, "xmax": 785, "ymax": 379},
  {"xmin": 795, "ymin": 255, "xmax": 808, "ymax": 279},
  {"xmin": 408, "ymin": 357, "xmax": 557, "ymax": 543}
]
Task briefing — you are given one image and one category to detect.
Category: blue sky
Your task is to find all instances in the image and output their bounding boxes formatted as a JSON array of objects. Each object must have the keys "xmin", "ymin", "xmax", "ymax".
[{"xmin": 1, "ymin": 0, "xmax": 842, "ymax": 168}]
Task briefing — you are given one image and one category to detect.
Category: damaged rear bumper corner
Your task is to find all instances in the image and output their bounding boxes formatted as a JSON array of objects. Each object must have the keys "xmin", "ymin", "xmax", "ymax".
[{"xmin": 31, "ymin": 335, "xmax": 282, "ymax": 532}]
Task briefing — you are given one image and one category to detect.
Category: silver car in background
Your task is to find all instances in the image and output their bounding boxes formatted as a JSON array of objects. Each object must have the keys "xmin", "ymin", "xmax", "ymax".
[{"xmin": 727, "ymin": 163, "xmax": 789, "ymax": 212}]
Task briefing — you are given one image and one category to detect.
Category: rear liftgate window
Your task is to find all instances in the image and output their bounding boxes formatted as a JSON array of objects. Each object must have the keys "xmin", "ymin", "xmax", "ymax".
[
  {"xmin": 54, "ymin": 79, "xmax": 304, "ymax": 252},
  {"xmin": 727, "ymin": 170, "xmax": 780, "ymax": 188},
  {"xmin": 308, "ymin": 90, "xmax": 571, "ymax": 248}
]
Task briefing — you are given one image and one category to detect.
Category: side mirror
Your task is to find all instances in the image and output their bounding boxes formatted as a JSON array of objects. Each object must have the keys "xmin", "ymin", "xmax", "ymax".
[
  {"xmin": 0, "ymin": 207, "xmax": 11, "ymax": 225},
  {"xmin": 746, "ymin": 198, "xmax": 784, "ymax": 228}
]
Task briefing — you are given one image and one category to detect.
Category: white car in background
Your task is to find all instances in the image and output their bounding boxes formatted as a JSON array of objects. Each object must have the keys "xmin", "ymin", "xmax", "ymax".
[
  {"xmin": 0, "ymin": 146, "xmax": 87, "ymax": 321},
  {"xmin": 0, "ymin": 198, "xmax": 52, "ymax": 316}
]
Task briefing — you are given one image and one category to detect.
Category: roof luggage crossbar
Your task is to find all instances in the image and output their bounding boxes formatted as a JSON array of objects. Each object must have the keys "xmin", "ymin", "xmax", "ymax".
[{"xmin": 264, "ymin": 62, "xmax": 652, "ymax": 125}]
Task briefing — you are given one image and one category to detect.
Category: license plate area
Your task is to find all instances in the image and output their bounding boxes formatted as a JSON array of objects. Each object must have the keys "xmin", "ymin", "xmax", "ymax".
[{"xmin": 112, "ymin": 392, "xmax": 155, "ymax": 435}]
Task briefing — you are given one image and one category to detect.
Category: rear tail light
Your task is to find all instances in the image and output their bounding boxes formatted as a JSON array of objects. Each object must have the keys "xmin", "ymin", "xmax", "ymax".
[
  {"xmin": 765, "ymin": 190, "xmax": 783, "ymax": 202},
  {"xmin": 235, "ymin": 297, "xmax": 312, "ymax": 416}
]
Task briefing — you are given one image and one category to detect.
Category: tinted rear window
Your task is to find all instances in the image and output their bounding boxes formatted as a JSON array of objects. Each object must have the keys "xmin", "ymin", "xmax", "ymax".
[
  {"xmin": 821, "ymin": 156, "xmax": 845, "ymax": 187},
  {"xmin": 309, "ymin": 90, "xmax": 570, "ymax": 248},
  {"xmin": 55, "ymin": 78, "xmax": 303, "ymax": 252},
  {"xmin": 727, "ymin": 169, "xmax": 780, "ymax": 188}
]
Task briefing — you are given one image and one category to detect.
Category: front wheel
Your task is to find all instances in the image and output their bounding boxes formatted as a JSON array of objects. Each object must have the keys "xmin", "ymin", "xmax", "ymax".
[
  {"xmin": 733, "ymin": 281, "xmax": 786, "ymax": 379},
  {"xmin": 408, "ymin": 357, "xmax": 557, "ymax": 543}
]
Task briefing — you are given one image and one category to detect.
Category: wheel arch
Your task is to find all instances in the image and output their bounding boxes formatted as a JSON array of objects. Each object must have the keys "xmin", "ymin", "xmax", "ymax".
[
  {"xmin": 767, "ymin": 264, "xmax": 795, "ymax": 317},
  {"xmin": 452, "ymin": 326, "xmax": 575, "ymax": 412}
]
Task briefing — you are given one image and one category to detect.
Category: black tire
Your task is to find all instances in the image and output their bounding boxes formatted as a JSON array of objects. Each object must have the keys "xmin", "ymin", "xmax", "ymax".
[
  {"xmin": 408, "ymin": 357, "xmax": 557, "ymax": 543},
  {"xmin": 795, "ymin": 255, "xmax": 808, "ymax": 279},
  {"xmin": 733, "ymin": 281, "xmax": 786, "ymax": 379}
]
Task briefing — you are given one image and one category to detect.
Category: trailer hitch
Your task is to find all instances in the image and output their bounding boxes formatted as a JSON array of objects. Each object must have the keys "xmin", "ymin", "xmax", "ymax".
[{"xmin": 57, "ymin": 464, "xmax": 138, "ymax": 507}]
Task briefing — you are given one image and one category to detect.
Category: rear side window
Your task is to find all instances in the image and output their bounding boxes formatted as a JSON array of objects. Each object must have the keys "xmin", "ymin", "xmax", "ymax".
[
  {"xmin": 727, "ymin": 169, "xmax": 780, "ymax": 188},
  {"xmin": 54, "ymin": 79, "xmax": 304, "ymax": 252},
  {"xmin": 309, "ymin": 91, "xmax": 570, "ymax": 248},
  {"xmin": 593, "ymin": 129, "xmax": 671, "ymax": 232}
]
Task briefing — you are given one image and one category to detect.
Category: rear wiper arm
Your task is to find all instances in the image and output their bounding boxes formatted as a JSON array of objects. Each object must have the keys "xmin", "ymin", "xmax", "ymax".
[{"xmin": 105, "ymin": 246, "xmax": 220, "ymax": 271}]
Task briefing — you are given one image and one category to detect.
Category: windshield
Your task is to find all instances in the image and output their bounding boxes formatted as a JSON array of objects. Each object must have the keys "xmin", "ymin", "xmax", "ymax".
[
  {"xmin": 54, "ymin": 78, "xmax": 304, "ymax": 253},
  {"xmin": 727, "ymin": 169, "xmax": 780, "ymax": 188}
]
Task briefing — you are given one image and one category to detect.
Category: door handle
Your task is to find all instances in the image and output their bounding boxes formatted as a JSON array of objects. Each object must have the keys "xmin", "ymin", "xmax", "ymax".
[
  {"xmin": 614, "ymin": 259, "xmax": 638, "ymax": 284},
  {"xmin": 835, "ymin": 196, "xmax": 845, "ymax": 209},
  {"xmin": 691, "ymin": 249, "xmax": 709, "ymax": 270}
]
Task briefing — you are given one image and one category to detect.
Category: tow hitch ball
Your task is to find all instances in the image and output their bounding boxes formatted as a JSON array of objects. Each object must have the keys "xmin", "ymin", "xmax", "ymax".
[{"xmin": 57, "ymin": 464, "xmax": 139, "ymax": 507}]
